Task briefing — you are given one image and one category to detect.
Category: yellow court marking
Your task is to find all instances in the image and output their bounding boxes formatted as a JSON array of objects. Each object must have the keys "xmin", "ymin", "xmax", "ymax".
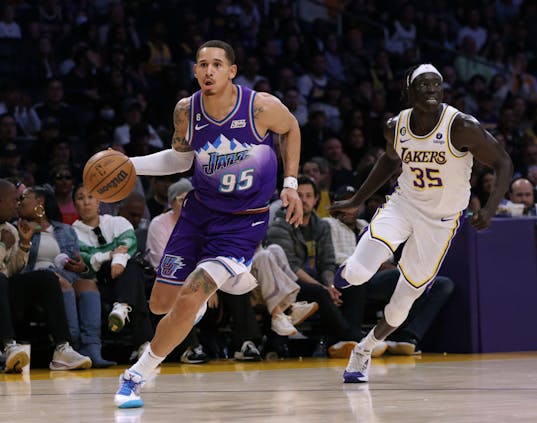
[{"xmin": 2, "ymin": 352, "xmax": 536, "ymax": 382}]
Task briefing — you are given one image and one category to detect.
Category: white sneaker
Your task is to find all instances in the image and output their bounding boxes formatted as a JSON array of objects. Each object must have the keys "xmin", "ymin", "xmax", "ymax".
[
  {"xmin": 109, "ymin": 303, "xmax": 132, "ymax": 332},
  {"xmin": 49, "ymin": 343, "xmax": 92, "ymax": 371},
  {"xmin": 343, "ymin": 345, "xmax": 371, "ymax": 383},
  {"xmin": 115, "ymin": 369, "xmax": 144, "ymax": 408},
  {"xmin": 289, "ymin": 301, "xmax": 319, "ymax": 325},
  {"xmin": 271, "ymin": 313, "xmax": 297, "ymax": 336},
  {"xmin": 4, "ymin": 343, "xmax": 30, "ymax": 373},
  {"xmin": 371, "ymin": 340, "xmax": 388, "ymax": 358}
]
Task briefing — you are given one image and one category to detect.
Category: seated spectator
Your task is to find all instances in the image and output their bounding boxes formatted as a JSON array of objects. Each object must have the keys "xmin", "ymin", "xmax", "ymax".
[
  {"xmin": 326, "ymin": 185, "xmax": 455, "ymax": 356},
  {"xmin": 251, "ymin": 243, "xmax": 318, "ymax": 336},
  {"xmin": 507, "ymin": 177, "xmax": 536, "ymax": 216},
  {"xmin": 145, "ymin": 178, "xmax": 208, "ymax": 364},
  {"xmin": 113, "ymin": 98, "xmax": 163, "ymax": 149},
  {"xmin": 146, "ymin": 174, "xmax": 178, "ymax": 219},
  {"xmin": 301, "ymin": 157, "xmax": 332, "ymax": 218},
  {"xmin": 71, "ymin": 184, "xmax": 153, "ymax": 361},
  {"xmin": 50, "ymin": 164, "xmax": 79, "ymax": 225},
  {"xmin": 265, "ymin": 176, "xmax": 363, "ymax": 357},
  {"xmin": 18, "ymin": 184, "xmax": 114, "ymax": 367},
  {"xmin": 117, "ymin": 191, "xmax": 149, "ymax": 249},
  {"xmin": 0, "ymin": 179, "xmax": 91, "ymax": 371}
]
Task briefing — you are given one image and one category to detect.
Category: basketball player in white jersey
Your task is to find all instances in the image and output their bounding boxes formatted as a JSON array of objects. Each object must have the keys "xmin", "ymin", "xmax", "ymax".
[{"xmin": 330, "ymin": 64, "xmax": 513, "ymax": 383}]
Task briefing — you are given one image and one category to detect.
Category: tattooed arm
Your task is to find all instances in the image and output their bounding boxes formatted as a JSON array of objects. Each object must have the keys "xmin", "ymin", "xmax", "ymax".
[
  {"xmin": 130, "ymin": 97, "xmax": 195, "ymax": 175},
  {"xmin": 254, "ymin": 92, "xmax": 302, "ymax": 227}
]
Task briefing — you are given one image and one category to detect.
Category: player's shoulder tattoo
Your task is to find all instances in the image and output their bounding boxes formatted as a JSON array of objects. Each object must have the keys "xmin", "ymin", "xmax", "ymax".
[
  {"xmin": 252, "ymin": 92, "xmax": 280, "ymax": 119},
  {"xmin": 172, "ymin": 97, "xmax": 193, "ymax": 152},
  {"xmin": 173, "ymin": 97, "xmax": 191, "ymax": 127}
]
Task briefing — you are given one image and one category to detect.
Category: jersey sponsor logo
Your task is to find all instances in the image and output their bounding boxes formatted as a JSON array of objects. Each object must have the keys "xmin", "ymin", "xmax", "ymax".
[
  {"xmin": 401, "ymin": 147, "xmax": 446, "ymax": 165},
  {"xmin": 195, "ymin": 123, "xmax": 209, "ymax": 130},
  {"xmin": 230, "ymin": 119, "xmax": 246, "ymax": 129},
  {"xmin": 160, "ymin": 254, "xmax": 186, "ymax": 278},
  {"xmin": 434, "ymin": 133, "xmax": 445, "ymax": 144}
]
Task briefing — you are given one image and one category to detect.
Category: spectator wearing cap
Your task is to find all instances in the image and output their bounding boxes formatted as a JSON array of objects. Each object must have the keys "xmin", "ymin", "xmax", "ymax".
[
  {"xmin": 112, "ymin": 98, "xmax": 163, "ymax": 149},
  {"xmin": 327, "ymin": 185, "xmax": 455, "ymax": 356},
  {"xmin": 146, "ymin": 178, "xmax": 192, "ymax": 269}
]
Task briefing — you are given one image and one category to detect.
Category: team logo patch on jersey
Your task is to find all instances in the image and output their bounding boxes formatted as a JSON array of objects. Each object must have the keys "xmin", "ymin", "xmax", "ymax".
[
  {"xmin": 230, "ymin": 119, "xmax": 246, "ymax": 129},
  {"xmin": 160, "ymin": 254, "xmax": 186, "ymax": 278},
  {"xmin": 198, "ymin": 134, "xmax": 251, "ymax": 175},
  {"xmin": 400, "ymin": 127, "xmax": 407, "ymax": 136}
]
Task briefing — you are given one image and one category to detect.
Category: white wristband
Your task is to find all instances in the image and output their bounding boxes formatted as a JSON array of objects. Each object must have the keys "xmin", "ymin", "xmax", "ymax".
[{"xmin": 283, "ymin": 176, "xmax": 298, "ymax": 190}]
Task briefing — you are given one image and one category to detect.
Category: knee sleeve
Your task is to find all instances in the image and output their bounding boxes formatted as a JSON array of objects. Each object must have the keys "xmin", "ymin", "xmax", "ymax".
[
  {"xmin": 342, "ymin": 260, "xmax": 376, "ymax": 286},
  {"xmin": 384, "ymin": 280, "xmax": 426, "ymax": 327}
]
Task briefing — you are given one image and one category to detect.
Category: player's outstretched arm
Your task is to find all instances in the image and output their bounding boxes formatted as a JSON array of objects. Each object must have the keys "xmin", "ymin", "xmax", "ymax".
[
  {"xmin": 330, "ymin": 117, "xmax": 401, "ymax": 213},
  {"xmin": 254, "ymin": 92, "xmax": 302, "ymax": 227},
  {"xmin": 129, "ymin": 98, "xmax": 195, "ymax": 176},
  {"xmin": 452, "ymin": 114, "xmax": 513, "ymax": 229}
]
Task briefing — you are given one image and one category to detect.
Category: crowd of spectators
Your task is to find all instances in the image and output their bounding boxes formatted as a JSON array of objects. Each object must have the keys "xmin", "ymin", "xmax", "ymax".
[{"xmin": 1, "ymin": 0, "xmax": 537, "ymax": 368}]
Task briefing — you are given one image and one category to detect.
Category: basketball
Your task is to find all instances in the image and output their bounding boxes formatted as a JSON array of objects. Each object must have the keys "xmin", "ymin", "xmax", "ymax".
[{"xmin": 83, "ymin": 149, "xmax": 136, "ymax": 203}]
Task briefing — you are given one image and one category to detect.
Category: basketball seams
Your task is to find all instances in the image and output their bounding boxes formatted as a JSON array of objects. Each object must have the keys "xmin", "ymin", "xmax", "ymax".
[{"xmin": 83, "ymin": 150, "xmax": 136, "ymax": 202}]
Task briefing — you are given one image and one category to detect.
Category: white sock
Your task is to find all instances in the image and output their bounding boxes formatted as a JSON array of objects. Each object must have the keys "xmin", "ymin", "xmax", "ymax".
[
  {"xmin": 358, "ymin": 329, "xmax": 380, "ymax": 353},
  {"xmin": 129, "ymin": 344, "xmax": 165, "ymax": 378}
]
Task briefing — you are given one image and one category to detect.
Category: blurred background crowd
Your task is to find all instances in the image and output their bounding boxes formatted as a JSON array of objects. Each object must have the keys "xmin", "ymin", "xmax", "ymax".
[{"xmin": 1, "ymin": 0, "xmax": 536, "ymax": 367}]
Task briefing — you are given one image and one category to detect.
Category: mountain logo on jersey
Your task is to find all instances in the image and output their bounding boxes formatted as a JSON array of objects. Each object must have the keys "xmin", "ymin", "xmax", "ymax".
[
  {"xmin": 401, "ymin": 147, "xmax": 446, "ymax": 164},
  {"xmin": 198, "ymin": 134, "xmax": 252, "ymax": 175}
]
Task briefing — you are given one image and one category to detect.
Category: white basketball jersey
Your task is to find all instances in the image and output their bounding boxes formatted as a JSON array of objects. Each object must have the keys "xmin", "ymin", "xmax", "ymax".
[{"xmin": 393, "ymin": 104, "xmax": 473, "ymax": 217}]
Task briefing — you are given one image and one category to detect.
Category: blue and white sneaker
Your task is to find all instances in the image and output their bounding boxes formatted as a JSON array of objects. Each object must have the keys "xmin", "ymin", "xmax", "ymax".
[
  {"xmin": 343, "ymin": 345, "xmax": 371, "ymax": 383},
  {"xmin": 334, "ymin": 265, "xmax": 351, "ymax": 289},
  {"xmin": 115, "ymin": 370, "xmax": 145, "ymax": 408}
]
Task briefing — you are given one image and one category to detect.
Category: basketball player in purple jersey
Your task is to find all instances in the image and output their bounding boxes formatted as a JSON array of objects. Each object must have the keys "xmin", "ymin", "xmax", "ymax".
[
  {"xmin": 114, "ymin": 40, "xmax": 302, "ymax": 408},
  {"xmin": 330, "ymin": 64, "xmax": 512, "ymax": 383}
]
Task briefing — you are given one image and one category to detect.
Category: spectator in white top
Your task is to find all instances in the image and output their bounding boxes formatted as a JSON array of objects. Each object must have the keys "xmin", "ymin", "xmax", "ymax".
[
  {"xmin": 457, "ymin": 9, "xmax": 488, "ymax": 53},
  {"xmin": 0, "ymin": 5, "xmax": 21, "ymax": 39}
]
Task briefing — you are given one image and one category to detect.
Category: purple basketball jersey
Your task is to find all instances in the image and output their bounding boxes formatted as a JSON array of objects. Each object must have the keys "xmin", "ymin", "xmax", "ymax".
[{"xmin": 187, "ymin": 85, "xmax": 277, "ymax": 213}]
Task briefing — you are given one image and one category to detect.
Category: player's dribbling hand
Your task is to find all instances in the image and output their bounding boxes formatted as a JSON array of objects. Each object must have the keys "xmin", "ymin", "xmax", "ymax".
[
  {"xmin": 281, "ymin": 188, "xmax": 303, "ymax": 228},
  {"xmin": 470, "ymin": 208, "xmax": 493, "ymax": 230}
]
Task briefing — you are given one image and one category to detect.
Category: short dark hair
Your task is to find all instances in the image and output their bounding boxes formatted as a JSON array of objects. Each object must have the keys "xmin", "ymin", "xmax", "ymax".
[
  {"xmin": 298, "ymin": 175, "xmax": 318, "ymax": 197},
  {"xmin": 196, "ymin": 40, "xmax": 235, "ymax": 65}
]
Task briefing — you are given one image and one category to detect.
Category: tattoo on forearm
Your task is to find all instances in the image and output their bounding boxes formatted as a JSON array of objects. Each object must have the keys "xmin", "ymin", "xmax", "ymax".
[{"xmin": 188, "ymin": 269, "xmax": 216, "ymax": 294}]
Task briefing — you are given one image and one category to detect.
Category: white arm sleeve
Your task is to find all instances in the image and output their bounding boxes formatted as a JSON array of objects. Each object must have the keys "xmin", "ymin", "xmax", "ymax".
[{"xmin": 130, "ymin": 149, "xmax": 195, "ymax": 176}]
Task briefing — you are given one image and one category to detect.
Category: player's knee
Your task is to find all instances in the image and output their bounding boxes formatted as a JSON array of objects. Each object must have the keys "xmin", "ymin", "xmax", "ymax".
[
  {"xmin": 149, "ymin": 295, "xmax": 173, "ymax": 315},
  {"xmin": 384, "ymin": 295, "xmax": 414, "ymax": 327},
  {"xmin": 342, "ymin": 260, "xmax": 375, "ymax": 286}
]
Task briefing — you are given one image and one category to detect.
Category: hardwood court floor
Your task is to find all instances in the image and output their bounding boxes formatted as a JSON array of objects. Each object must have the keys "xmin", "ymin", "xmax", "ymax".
[{"xmin": 1, "ymin": 353, "xmax": 537, "ymax": 422}]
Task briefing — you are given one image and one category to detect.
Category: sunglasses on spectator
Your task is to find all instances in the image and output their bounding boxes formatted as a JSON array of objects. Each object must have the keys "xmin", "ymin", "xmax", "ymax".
[
  {"xmin": 92, "ymin": 226, "xmax": 107, "ymax": 245},
  {"xmin": 55, "ymin": 173, "xmax": 73, "ymax": 180}
]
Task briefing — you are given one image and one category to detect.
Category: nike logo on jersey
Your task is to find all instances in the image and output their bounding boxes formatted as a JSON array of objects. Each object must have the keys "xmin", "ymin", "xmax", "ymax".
[
  {"xmin": 251, "ymin": 220, "xmax": 265, "ymax": 227},
  {"xmin": 195, "ymin": 123, "xmax": 209, "ymax": 130},
  {"xmin": 400, "ymin": 139, "xmax": 411, "ymax": 143},
  {"xmin": 440, "ymin": 217, "xmax": 454, "ymax": 222}
]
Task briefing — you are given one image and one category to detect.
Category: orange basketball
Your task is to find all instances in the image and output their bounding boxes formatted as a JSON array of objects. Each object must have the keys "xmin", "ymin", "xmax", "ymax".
[{"xmin": 83, "ymin": 150, "xmax": 136, "ymax": 203}]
